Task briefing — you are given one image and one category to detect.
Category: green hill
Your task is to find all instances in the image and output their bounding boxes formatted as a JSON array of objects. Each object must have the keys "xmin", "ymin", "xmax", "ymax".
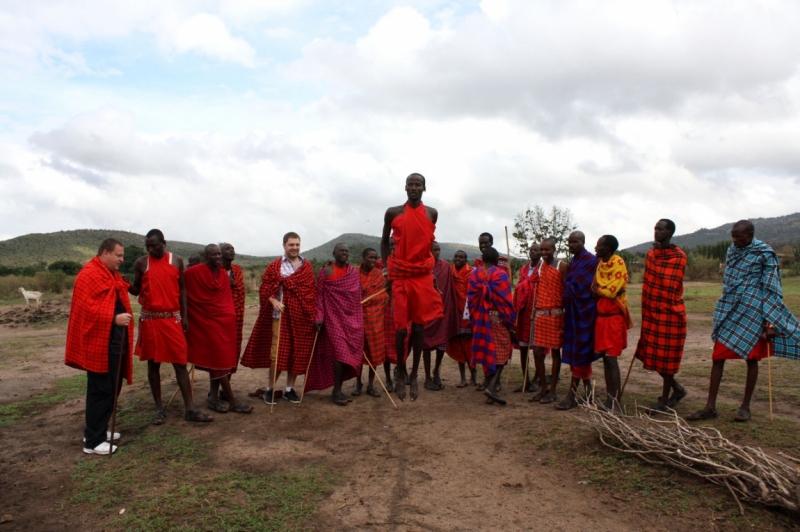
[
  {"xmin": 625, "ymin": 212, "xmax": 800, "ymax": 254},
  {"xmin": 0, "ymin": 229, "xmax": 269, "ymax": 268}
]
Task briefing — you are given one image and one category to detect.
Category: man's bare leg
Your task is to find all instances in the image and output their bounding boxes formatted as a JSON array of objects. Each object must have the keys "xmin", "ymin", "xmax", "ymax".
[
  {"xmin": 484, "ymin": 366, "xmax": 506, "ymax": 405},
  {"xmin": 740, "ymin": 359, "xmax": 759, "ymax": 413},
  {"xmin": 702, "ymin": 360, "xmax": 725, "ymax": 413},
  {"xmin": 562, "ymin": 375, "xmax": 580, "ymax": 407},
  {"xmin": 549, "ymin": 349, "xmax": 562, "ymax": 396},
  {"xmin": 395, "ymin": 329, "xmax": 408, "ymax": 401},
  {"xmin": 383, "ymin": 361, "xmax": 394, "ymax": 392},
  {"xmin": 332, "ymin": 361, "xmax": 349, "ymax": 405},
  {"xmin": 147, "ymin": 360, "xmax": 164, "ymax": 412},
  {"xmin": 602, "ymin": 355, "xmax": 621, "ymax": 411},
  {"xmin": 423, "ymin": 350, "xmax": 435, "ymax": 388},
  {"xmin": 172, "ymin": 363, "xmax": 196, "ymax": 415},
  {"xmin": 409, "ymin": 323, "xmax": 424, "ymax": 401},
  {"xmin": 515, "ymin": 347, "xmax": 530, "ymax": 392}
]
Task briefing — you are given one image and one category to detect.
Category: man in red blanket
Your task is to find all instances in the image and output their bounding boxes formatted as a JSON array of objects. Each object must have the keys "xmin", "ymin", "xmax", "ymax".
[
  {"xmin": 66, "ymin": 238, "xmax": 133, "ymax": 455},
  {"xmin": 468, "ymin": 247, "xmax": 516, "ymax": 406},
  {"xmin": 447, "ymin": 250, "xmax": 477, "ymax": 387},
  {"xmin": 185, "ymin": 244, "xmax": 252, "ymax": 415},
  {"xmin": 513, "ymin": 244, "xmax": 542, "ymax": 393},
  {"xmin": 381, "ymin": 173, "xmax": 444, "ymax": 401},
  {"xmin": 306, "ymin": 244, "xmax": 365, "ymax": 405},
  {"xmin": 242, "ymin": 232, "xmax": 317, "ymax": 405},
  {"xmin": 128, "ymin": 229, "xmax": 208, "ymax": 425},
  {"xmin": 219, "ymin": 243, "xmax": 246, "ymax": 402},
  {"xmin": 422, "ymin": 242, "xmax": 459, "ymax": 391},
  {"xmin": 356, "ymin": 247, "xmax": 388, "ymax": 397},
  {"xmin": 474, "ymin": 233, "xmax": 511, "ymax": 276},
  {"xmin": 634, "ymin": 219, "xmax": 688, "ymax": 413}
]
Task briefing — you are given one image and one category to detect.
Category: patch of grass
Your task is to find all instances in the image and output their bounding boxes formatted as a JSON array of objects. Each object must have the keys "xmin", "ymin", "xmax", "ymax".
[
  {"xmin": 0, "ymin": 335, "xmax": 66, "ymax": 364},
  {"xmin": 0, "ymin": 373, "xmax": 87, "ymax": 427}
]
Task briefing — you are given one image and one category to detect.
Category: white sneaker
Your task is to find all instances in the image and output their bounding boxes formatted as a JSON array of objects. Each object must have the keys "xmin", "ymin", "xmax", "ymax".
[
  {"xmin": 83, "ymin": 431, "xmax": 121, "ymax": 443},
  {"xmin": 83, "ymin": 441, "xmax": 118, "ymax": 455}
]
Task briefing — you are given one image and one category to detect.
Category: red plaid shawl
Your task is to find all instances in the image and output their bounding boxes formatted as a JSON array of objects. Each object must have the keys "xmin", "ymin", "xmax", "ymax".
[
  {"xmin": 306, "ymin": 265, "xmax": 364, "ymax": 391},
  {"xmin": 66, "ymin": 256, "xmax": 134, "ymax": 383},
  {"xmin": 513, "ymin": 262, "xmax": 540, "ymax": 344},
  {"xmin": 634, "ymin": 246, "xmax": 687, "ymax": 375},
  {"xmin": 474, "ymin": 256, "xmax": 511, "ymax": 277},
  {"xmin": 230, "ymin": 264, "xmax": 246, "ymax": 357},
  {"xmin": 185, "ymin": 264, "xmax": 237, "ymax": 378},
  {"xmin": 361, "ymin": 265, "xmax": 387, "ymax": 365},
  {"xmin": 241, "ymin": 259, "xmax": 316, "ymax": 374},
  {"xmin": 423, "ymin": 259, "xmax": 460, "ymax": 350},
  {"xmin": 467, "ymin": 266, "xmax": 516, "ymax": 372}
]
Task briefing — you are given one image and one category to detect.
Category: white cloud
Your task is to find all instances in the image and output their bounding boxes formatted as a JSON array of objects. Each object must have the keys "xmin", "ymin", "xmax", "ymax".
[{"xmin": 170, "ymin": 13, "xmax": 256, "ymax": 67}]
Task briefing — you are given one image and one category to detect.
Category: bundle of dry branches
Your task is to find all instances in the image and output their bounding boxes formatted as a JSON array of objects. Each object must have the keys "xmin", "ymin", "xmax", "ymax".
[{"xmin": 579, "ymin": 400, "xmax": 800, "ymax": 515}]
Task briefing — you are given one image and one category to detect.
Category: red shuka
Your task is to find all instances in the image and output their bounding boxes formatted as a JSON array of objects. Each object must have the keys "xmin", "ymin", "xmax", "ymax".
[
  {"xmin": 65, "ymin": 256, "xmax": 134, "ymax": 383},
  {"xmin": 361, "ymin": 264, "xmax": 388, "ymax": 366},
  {"xmin": 446, "ymin": 263, "xmax": 473, "ymax": 365},
  {"xmin": 241, "ymin": 258, "xmax": 316, "ymax": 374},
  {"xmin": 229, "ymin": 264, "xmax": 246, "ymax": 356},
  {"xmin": 184, "ymin": 263, "xmax": 238, "ymax": 379},
  {"xmin": 135, "ymin": 253, "xmax": 188, "ymax": 365},
  {"xmin": 422, "ymin": 259, "xmax": 460, "ymax": 350}
]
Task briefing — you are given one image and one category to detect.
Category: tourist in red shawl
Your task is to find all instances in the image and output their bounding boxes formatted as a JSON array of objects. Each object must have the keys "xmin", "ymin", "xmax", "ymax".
[
  {"xmin": 634, "ymin": 219, "xmax": 688, "ymax": 414},
  {"xmin": 128, "ymin": 229, "xmax": 209, "ymax": 425},
  {"xmin": 381, "ymin": 173, "xmax": 444, "ymax": 402},
  {"xmin": 468, "ymin": 247, "xmax": 516, "ymax": 406},
  {"xmin": 354, "ymin": 247, "xmax": 388, "ymax": 398},
  {"xmin": 560, "ymin": 231, "xmax": 600, "ymax": 410},
  {"xmin": 306, "ymin": 244, "xmax": 365, "ymax": 405},
  {"xmin": 185, "ymin": 244, "xmax": 252, "ymax": 414},
  {"xmin": 447, "ymin": 250, "xmax": 477, "ymax": 387},
  {"xmin": 241, "ymin": 232, "xmax": 316, "ymax": 405},
  {"xmin": 422, "ymin": 242, "xmax": 460, "ymax": 391},
  {"xmin": 474, "ymin": 232, "xmax": 511, "ymax": 276},
  {"xmin": 529, "ymin": 238, "xmax": 568, "ymax": 404},
  {"xmin": 66, "ymin": 238, "xmax": 133, "ymax": 455},
  {"xmin": 578, "ymin": 235, "xmax": 633, "ymax": 413},
  {"xmin": 513, "ymin": 244, "xmax": 542, "ymax": 393}
]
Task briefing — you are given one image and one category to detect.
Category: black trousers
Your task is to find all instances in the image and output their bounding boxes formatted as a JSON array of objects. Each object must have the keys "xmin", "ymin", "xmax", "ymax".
[{"xmin": 84, "ymin": 349, "xmax": 125, "ymax": 449}]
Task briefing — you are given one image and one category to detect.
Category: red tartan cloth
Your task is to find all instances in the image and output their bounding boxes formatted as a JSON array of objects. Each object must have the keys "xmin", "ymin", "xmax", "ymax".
[
  {"xmin": 241, "ymin": 259, "xmax": 316, "ymax": 374},
  {"xmin": 361, "ymin": 265, "xmax": 387, "ymax": 366},
  {"xmin": 306, "ymin": 265, "xmax": 364, "ymax": 391},
  {"xmin": 230, "ymin": 264, "xmax": 246, "ymax": 357},
  {"xmin": 534, "ymin": 261, "xmax": 564, "ymax": 349},
  {"xmin": 135, "ymin": 253, "xmax": 187, "ymax": 365},
  {"xmin": 474, "ymin": 256, "xmax": 510, "ymax": 277},
  {"xmin": 185, "ymin": 264, "xmax": 237, "ymax": 379},
  {"xmin": 446, "ymin": 335, "xmax": 473, "ymax": 366},
  {"xmin": 634, "ymin": 247, "xmax": 688, "ymax": 375},
  {"xmin": 513, "ymin": 262, "xmax": 539, "ymax": 344},
  {"xmin": 451, "ymin": 263, "xmax": 472, "ymax": 333},
  {"xmin": 66, "ymin": 256, "xmax": 134, "ymax": 383},
  {"xmin": 467, "ymin": 266, "xmax": 516, "ymax": 372},
  {"xmin": 713, "ymin": 340, "xmax": 772, "ymax": 361},
  {"xmin": 423, "ymin": 259, "xmax": 460, "ymax": 350}
]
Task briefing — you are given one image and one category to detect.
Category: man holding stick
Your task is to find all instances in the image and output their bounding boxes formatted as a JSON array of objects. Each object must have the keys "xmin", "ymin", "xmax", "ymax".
[
  {"xmin": 66, "ymin": 238, "xmax": 134, "ymax": 455},
  {"xmin": 688, "ymin": 220, "xmax": 800, "ymax": 422},
  {"xmin": 381, "ymin": 173, "xmax": 444, "ymax": 401},
  {"xmin": 474, "ymin": 232, "xmax": 510, "ymax": 276},
  {"xmin": 306, "ymin": 244, "xmax": 364, "ymax": 405},
  {"xmin": 356, "ymin": 247, "xmax": 389, "ymax": 397},
  {"xmin": 634, "ymin": 219, "xmax": 689, "ymax": 413},
  {"xmin": 513, "ymin": 244, "xmax": 542, "ymax": 393},
  {"xmin": 242, "ymin": 232, "xmax": 317, "ymax": 405}
]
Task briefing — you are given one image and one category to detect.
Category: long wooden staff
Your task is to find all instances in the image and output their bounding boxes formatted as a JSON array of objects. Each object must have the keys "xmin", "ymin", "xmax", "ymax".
[
  {"xmin": 767, "ymin": 341, "xmax": 774, "ymax": 422},
  {"xmin": 166, "ymin": 363, "xmax": 193, "ymax": 408},
  {"xmin": 363, "ymin": 352, "xmax": 399, "ymax": 410},
  {"xmin": 504, "ymin": 226, "xmax": 513, "ymax": 392},
  {"xmin": 361, "ymin": 288, "xmax": 387, "ymax": 305},
  {"xmin": 109, "ymin": 328, "xmax": 127, "ymax": 459},
  {"xmin": 269, "ymin": 301, "xmax": 283, "ymax": 414},
  {"xmin": 619, "ymin": 352, "xmax": 637, "ymax": 400},
  {"xmin": 298, "ymin": 330, "xmax": 320, "ymax": 406}
]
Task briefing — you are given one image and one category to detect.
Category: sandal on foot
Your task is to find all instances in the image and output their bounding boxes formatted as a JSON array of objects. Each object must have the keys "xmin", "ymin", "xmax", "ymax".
[
  {"xmin": 667, "ymin": 387, "xmax": 687, "ymax": 408},
  {"xmin": 332, "ymin": 393, "xmax": 350, "ymax": 406},
  {"xmin": 184, "ymin": 410, "xmax": 213, "ymax": 422},
  {"xmin": 484, "ymin": 390, "xmax": 507, "ymax": 406},
  {"xmin": 647, "ymin": 402, "xmax": 668, "ymax": 415},
  {"xmin": 385, "ymin": 381, "xmax": 395, "ymax": 393},
  {"xmin": 351, "ymin": 384, "xmax": 363, "ymax": 397},
  {"xmin": 476, "ymin": 383, "xmax": 487, "ymax": 392},
  {"xmin": 230, "ymin": 403, "xmax": 253, "ymax": 414},
  {"xmin": 424, "ymin": 381, "xmax": 440, "ymax": 391},
  {"xmin": 248, "ymin": 388, "xmax": 266, "ymax": 399},
  {"xmin": 366, "ymin": 387, "xmax": 381, "ymax": 398},
  {"xmin": 733, "ymin": 408, "xmax": 751, "ymax": 422},
  {"xmin": 555, "ymin": 399, "xmax": 577, "ymax": 411},
  {"xmin": 456, "ymin": 381, "xmax": 469, "ymax": 388},
  {"xmin": 152, "ymin": 410, "xmax": 167, "ymax": 425},
  {"xmin": 687, "ymin": 409, "xmax": 717, "ymax": 421},
  {"xmin": 529, "ymin": 391, "xmax": 547, "ymax": 403},
  {"xmin": 513, "ymin": 384, "xmax": 525, "ymax": 393},
  {"xmin": 207, "ymin": 400, "xmax": 229, "ymax": 413},
  {"xmin": 539, "ymin": 393, "xmax": 558, "ymax": 404},
  {"xmin": 433, "ymin": 375, "xmax": 444, "ymax": 389}
]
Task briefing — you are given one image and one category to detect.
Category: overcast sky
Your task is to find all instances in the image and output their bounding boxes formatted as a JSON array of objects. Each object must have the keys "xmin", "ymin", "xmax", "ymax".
[{"xmin": 2, "ymin": 0, "xmax": 799, "ymax": 256}]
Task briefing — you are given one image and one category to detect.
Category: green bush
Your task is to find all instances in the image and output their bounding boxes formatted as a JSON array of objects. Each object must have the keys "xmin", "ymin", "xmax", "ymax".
[
  {"xmin": 49, "ymin": 260, "xmax": 84, "ymax": 275},
  {"xmin": 685, "ymin": 254, "xmax": 722, "ymax": 282}
]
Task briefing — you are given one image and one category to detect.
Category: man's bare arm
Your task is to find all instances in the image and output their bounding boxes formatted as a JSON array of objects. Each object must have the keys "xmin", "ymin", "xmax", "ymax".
[
  {"xmin": 380, "ymin": 207, "xmax": 398, "ymax": 266},
  {"xmin": 426, "ymin": 206, "xmax": 438, "ymax": 225},
  {"xmin": 127, "ymin": 256, "xmax": 147, "ymax": 296},
  {"xmin": 176, "ymin": 256, "xmax": 188, "ymax": 332}
]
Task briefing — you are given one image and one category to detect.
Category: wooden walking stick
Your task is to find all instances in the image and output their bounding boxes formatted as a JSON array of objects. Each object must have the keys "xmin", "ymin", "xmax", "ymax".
[
  {"xmin": 269, "ymin": 303, "xmax": 283, "ymax": 414},
  {"xmin": 166, "ymin": 363, "xmax": 194, "ymax": 408},
  {"xmin": 361, "ymin": 288, "xmax": 387, "ymax": 305},
  {"xmin": 619, "ymin": 352, "xmax": 638, "ymax": 400},
  {"xmin": 504, "ymin": 226, "xmax": 513, "ymax": 392},
  {"xmin": 108, "ymin": 327, "xmax": 127, "ymax": 459},
  {"xmin": 363, "ymin": 352, "xmax": 399, "ymax": 410},
  {"xmin": 767, "ymin": 341, "xmax": 774, "ymax": 422},
  {"xmin": 298, "ymin": 330, "xmax": 320, "ymax": 406}
]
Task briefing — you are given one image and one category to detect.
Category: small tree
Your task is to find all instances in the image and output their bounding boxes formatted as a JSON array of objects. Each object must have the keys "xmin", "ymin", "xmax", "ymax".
[
  {"xmin": 512, "ymin": 204, "xmax": 577, "ymax": 258},
  {"xmin": 49, "ymin": 260, "xmax": 83, "ymax": 276}
]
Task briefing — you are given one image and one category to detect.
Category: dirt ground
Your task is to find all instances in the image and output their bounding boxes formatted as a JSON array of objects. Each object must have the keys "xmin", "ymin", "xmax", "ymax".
[{"xmin": 1, "ymin": 294, "xmax": 799, "ymax": 531}]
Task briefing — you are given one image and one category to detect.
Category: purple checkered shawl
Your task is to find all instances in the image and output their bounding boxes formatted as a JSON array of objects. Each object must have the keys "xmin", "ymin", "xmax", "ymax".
[{"xmin": 562, "ymin": 248, "xmax": 600, "ymax": 368}]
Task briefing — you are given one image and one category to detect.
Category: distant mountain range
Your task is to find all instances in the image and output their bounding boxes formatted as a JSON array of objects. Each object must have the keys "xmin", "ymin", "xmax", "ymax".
[
  {"xmin": 625, "ymin": 212, "xmax": 800, "ymax": 254},
  {"xmin": 0, "ymin": 229, "xmax": 483, "ymax": 268}
]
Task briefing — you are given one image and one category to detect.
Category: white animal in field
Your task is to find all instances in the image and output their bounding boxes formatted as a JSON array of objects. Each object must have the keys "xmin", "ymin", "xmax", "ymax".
[{"xmin": 18, "ymin": 287, "xmax": 43, "ymax": 309}]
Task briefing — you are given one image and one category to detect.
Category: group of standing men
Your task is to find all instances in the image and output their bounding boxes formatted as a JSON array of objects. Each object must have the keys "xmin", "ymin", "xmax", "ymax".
[{"xmin": 66, "ymin": 174, "xmax": 800, "ymax": 455}]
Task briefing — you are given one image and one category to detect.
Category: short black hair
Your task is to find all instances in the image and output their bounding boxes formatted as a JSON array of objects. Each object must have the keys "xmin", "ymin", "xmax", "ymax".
[
  {"xmin": 204, "ymin": 243, "xmax": 219, "ymax": 254},
  {"xmin": 733, "ymin": 219, "xmax": 755, "ymax": 233},
  {"xmin": 283, "ymin": 232, "xmax": 300, "ymax": 244},
  {"xmin": 479, "ymin": 232, "xmax": 494, "ymax": 244},
  {"xmin": 601, "ymin": 235, "xmax": 619, "ymax": 254},
  {"xmin": 454, "ymin": 249, "xmax": 467, "ymax": 258},
  {"xmin": 97, "ymin": 238, "xmax": 123, "ymax": 256},
  {"xmin": 145, "ymin": 229, "xmax": 165, "ymax": 243},
  {"xmin": 362, "ymin": 247, "xmax": 377, "ymax": 258},
  {"xmin": 658, "ymin": 219, "xmax": 676, "ymax": 235},
  {"xmin": 407, "ymin": 173, "xmax": 425, "ymax": 186},
  {"xmin": 482, "ymin": 246, "xmax": 500, "ymax": 265}
]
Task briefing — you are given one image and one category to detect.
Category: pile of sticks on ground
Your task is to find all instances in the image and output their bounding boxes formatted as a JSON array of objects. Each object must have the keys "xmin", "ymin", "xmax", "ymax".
[{"xmin": 579, "ymin": 400, "xmax": 800, "ymax": 515}]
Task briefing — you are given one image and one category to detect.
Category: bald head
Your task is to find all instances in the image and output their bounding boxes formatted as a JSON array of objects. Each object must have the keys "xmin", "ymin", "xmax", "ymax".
[
  {"xmin": 567, "ymin": 231, "xmax": 586, "ymax": 255},
  {"xmin": 731, "ymin": 220, "xmax": 755, "ymax": 249}
]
